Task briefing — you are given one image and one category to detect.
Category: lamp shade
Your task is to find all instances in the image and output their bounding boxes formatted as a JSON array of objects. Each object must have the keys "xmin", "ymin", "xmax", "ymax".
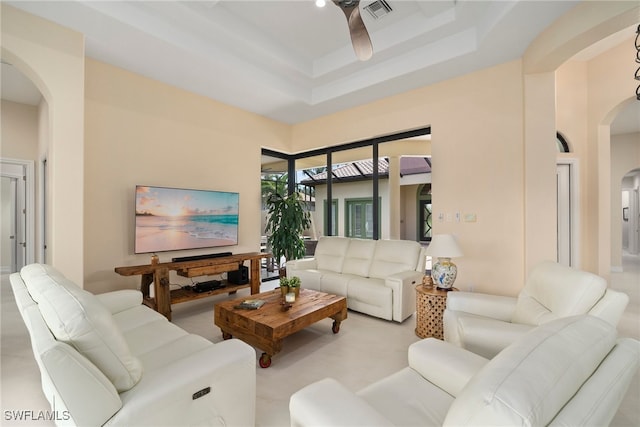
[{"xmin": 424, "ymin": 234, "xmax": 463, "ymax": 258}]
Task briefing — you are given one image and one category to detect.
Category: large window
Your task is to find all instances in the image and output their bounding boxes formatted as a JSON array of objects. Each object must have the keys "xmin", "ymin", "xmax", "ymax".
[
  {"xmin": 262, "ymin": 126, "xmax": 430, "ymax": 241},
  {"xmin": 345, "ymin": 198, "xmax": 380, "ymax": 239}
]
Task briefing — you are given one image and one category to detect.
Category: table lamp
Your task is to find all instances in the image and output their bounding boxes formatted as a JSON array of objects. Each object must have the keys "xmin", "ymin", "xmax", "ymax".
[{"xmin": 424, "ymin": 234, "xmax": 463, "ymax": 290}]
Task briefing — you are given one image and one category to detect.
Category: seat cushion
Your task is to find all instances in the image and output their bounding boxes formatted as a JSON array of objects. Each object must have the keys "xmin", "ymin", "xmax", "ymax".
[
  {"xmin": 347, "ymin": 277, "xmax": 392, "ymax": 320},
  {"xmin": 120, "ymin": 317, "xmax": 189, "ymax": 357},
  {"xmin": 443, "ymin": 315, "xmax": 616, "ymax": 426},
  {"xmin": 359, "ymin": 367, "xmax": 454, "ymax": 426},
  {"xmin": 20, "ymin": 264, "xmax": 142, "ymax": 392},
  {"xmin": 319, "ymin": 271, "xmax": 355, "ymax": 296}
]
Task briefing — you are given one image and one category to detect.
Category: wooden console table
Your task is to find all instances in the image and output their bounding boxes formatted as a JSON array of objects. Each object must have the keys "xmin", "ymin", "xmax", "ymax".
[{"xmin": 115, "ymin": 252, "xmax": 270, "ymax": 320}]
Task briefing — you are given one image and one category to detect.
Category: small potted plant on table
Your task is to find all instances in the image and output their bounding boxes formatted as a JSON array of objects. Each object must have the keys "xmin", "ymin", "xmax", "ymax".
[{"xmin": 287, "ymin": 276, "xmax": 301, "ymax": 298}]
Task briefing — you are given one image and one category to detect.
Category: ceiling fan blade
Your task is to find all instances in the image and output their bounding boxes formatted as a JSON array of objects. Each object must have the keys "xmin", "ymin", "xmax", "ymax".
[
  {"xmin": 348, "ymin": 7, "xmax": 373, "ymax": 61},
  {"xmin": 332, "ymin": 0, "xmax": 373, "ymax": 61}
]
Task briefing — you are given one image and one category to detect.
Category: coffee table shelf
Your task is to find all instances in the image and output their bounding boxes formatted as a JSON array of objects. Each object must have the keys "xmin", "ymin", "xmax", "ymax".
[{"xmin": 169, "ymin": 283, "xmax": 247, "ymax": 304}]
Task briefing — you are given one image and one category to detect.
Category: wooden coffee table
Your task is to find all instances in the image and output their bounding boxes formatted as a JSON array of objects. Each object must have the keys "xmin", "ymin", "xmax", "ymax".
[{"xmin": 214, "ymin": 288, "xmax": 347, "ymax": 368}]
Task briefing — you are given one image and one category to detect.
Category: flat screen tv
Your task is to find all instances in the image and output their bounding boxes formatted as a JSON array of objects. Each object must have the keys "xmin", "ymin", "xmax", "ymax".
[{"xmin": 134, "ymin": 185, "xmax": 239, "ymax": 254}]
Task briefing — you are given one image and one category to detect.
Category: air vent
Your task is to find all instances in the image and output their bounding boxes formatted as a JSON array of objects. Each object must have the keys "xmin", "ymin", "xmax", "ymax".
[{"xmin": 364, "ymin": 0, "xmax": 393, "ymax": 20}]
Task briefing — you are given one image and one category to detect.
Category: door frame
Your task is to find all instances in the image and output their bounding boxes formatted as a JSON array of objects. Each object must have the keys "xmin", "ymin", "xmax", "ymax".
[
  {"xmin": 0, "ymin": 158, "xmax": 35, "ymax": 270},
  {"xmin": 556, "ymin": 158, "xmax": 580, "ymax": 268}
]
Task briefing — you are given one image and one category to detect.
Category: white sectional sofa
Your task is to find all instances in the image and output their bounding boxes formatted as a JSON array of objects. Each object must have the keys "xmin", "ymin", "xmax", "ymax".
[
  {"xmin": 290, "ymin": 315, "xmax": 640, "ymax": 426},
  {"xmin": 10, "ymin": 264, "xmax": 256, "ymax": 427},
  {"xmin": 286, "ymin": 237, "xmax": 425, "ymax": 322}
]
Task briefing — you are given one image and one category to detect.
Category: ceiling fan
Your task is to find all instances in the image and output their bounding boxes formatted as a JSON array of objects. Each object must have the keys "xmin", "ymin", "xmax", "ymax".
[{"xmin": 332, "ymin": 0, "xmax": 373, "ymax": 61}]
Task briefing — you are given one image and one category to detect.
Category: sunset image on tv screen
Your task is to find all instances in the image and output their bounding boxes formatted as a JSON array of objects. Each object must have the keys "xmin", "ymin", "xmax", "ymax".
[{"xmin": 134, "ymin": 185, "xmax": 239, "ymax": 254}]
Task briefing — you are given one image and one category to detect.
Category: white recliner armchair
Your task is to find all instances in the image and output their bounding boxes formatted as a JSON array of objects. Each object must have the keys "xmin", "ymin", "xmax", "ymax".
[
  {"xmin": 443, "ymin": 261, "xmax": 629, "ymax": 358},
  {"xmin": 290, "ymin": 315, "xmax": 639, "ymax": 427}
]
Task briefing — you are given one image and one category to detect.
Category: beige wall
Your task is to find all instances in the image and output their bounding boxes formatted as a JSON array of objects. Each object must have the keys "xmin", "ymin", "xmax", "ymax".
[
  {"xmin": 1, "ymin": 5, "xmax": 85, "ymax": 284},
  {"xmin": 1, "ymin": 100, "xmax": 38, "ymax": 160},
  {"xmin": 84, "ymin": 59, "xmax": 290, "ymax": 293}
]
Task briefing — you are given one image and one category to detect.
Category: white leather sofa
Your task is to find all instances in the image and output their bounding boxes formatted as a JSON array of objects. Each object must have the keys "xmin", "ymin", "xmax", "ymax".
[
  {"xmin": 290, "ymin": 315, "xmax": 639, "ymax": 426},
  {"xmin": 443, "ymin": 261, "xmax": 629, "ymax": 358},
  {"xmin": 286, "ymin": 237, "xmax": 425, "ymax": 322},
  {"xmin": 10, "ymin": 263, "xmax": 256, "ymax": 427}
]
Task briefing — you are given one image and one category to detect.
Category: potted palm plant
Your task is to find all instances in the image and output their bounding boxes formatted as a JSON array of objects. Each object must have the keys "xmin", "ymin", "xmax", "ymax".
[{"xmin": 264, "ymin": 192, "xmax": 311, "ymax": 276}]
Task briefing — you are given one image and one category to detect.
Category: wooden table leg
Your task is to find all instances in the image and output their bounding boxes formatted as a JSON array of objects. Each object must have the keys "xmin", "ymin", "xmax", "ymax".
[
  {"xmin": 332, "ymin": 319, "xmax": 342, "ymax": 334},
  {"xmin": 154, "ymin": 267, "xmax": 172, "ymax": 321},
  {"xmin": 330, "ymin": 305, "xmax": 348, "ymax": 334},
  {"xmin": 249, "ymin": 259, "xmax": 260, "ymax": 294},
  {"xmin": 140, "ymin": 273, "xmax": 153, "ymax": 300}
]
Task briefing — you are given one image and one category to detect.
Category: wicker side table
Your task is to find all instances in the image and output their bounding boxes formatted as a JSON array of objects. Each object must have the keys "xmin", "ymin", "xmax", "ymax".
[{"xmin": 415, "ymin": 285, "xmax": 458, "ymax": 340}]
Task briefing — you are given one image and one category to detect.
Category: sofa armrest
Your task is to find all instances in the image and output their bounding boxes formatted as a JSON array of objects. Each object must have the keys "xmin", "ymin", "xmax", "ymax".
[
  {"xmin": 385, "ymin": 270, "xmax": 423, "ymax": 284},
  {"xmin": 290, "ymin": 378, "xmax": 394, "ymax": 427},
  {"xmin": 445, "ymin": 291, "xmax": 517, "ymax": 321},
  {"xmin": 286, "ymin": 257, "xmax": 317, "ymax": 272},
  {"xmin": 96, "ymin": 290, "xmax": 143, "ymax": 314},
  {"xmin": 454, "ymin": 316, "xmax": 535, "ymax": 359},
  {"xmin": 588, "ymin": 289, "xmax": 629, "ymax": 327},
  {"xmin": 408, "ymin": 338, "xmax": 488, "ymax": 397},
  {"xmin": 109, "ymin": 339, "xmax": 256, "ymax": 427},
  {"xmin": 385, "ymin": 270, "xmax": 423, "ymax": 322}
]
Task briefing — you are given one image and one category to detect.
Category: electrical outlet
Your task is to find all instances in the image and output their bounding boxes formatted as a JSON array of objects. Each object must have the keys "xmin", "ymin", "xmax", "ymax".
[{"xmin": 468, "ymin": 284, "xmax": 474, "ymax": 292}]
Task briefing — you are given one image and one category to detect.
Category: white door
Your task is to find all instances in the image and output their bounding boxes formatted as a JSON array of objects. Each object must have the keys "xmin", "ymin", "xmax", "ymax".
[
  {"xmin": 556, "ymin": 164, "xmax": 575, "ymax": 266},
  {"xmin": 0, "ymin": 164, "xmax": 26, "ymax": 272}
]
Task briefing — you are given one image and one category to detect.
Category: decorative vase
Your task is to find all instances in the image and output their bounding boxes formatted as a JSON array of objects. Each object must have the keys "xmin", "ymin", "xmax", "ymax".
[
  {"xmin": 280, "ymin": 284, "xmax": 289, "ymax": 299},
  {"xmin": 431, "ymin": 257, "xmax": 457, "ymax": 290},
  {"xmin": 290, "ymin": 286, "xmax": 300, "ymax": 298}
]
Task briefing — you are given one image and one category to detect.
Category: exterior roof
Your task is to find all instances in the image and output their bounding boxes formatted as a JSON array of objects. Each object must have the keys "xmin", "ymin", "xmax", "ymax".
[{"xmin": 301, "ymin": 157, "xmax": 431, "ymax": 186}]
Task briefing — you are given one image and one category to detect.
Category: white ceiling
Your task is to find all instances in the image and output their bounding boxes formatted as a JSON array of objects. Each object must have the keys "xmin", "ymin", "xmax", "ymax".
[{"xmin": 2, "ymin": 0, "xmax": 639, "ymax": 133}]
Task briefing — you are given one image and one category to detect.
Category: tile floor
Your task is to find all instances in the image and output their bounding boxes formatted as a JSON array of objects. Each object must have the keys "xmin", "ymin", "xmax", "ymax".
[{"xmin": 1, "ymin": 255, "xmax": 638, "ymax": 426}]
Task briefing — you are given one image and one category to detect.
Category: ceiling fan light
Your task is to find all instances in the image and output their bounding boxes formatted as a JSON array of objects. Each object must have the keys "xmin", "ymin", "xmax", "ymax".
[{"xmin": 316, "ymin": 0, "xmax": 326, "ymax": 7}]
